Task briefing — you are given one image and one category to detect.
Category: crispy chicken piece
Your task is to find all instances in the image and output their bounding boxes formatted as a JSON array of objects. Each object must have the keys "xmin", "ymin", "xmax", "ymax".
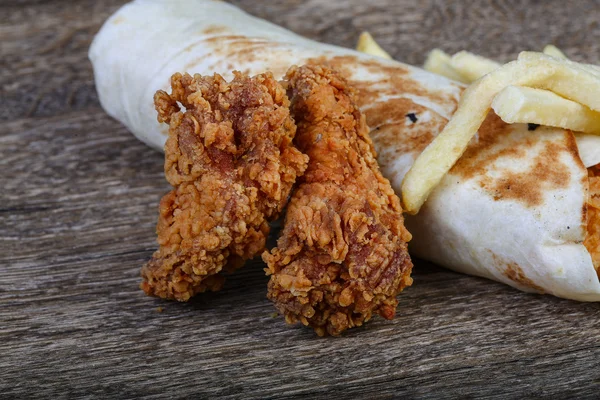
[
  {"xmin": 263, "ymin": 65, "xmax": 413, "ymax": 336},
  {"xmin": 141, "ymin": 71, "xmax": 308, "ymax": 301},
  {"xmin": 585, "ymin": 165, "xmax": 600, "ymax": 277}
]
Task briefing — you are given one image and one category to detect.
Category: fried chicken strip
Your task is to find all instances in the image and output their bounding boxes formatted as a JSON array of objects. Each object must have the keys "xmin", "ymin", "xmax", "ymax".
[
  {"xmin": 141, "ymin": 71, "xmax": 308, "ymax": 301},
  {"xmin": 263, "ymin": 65, "xmax": 413, "ymax": 336}
]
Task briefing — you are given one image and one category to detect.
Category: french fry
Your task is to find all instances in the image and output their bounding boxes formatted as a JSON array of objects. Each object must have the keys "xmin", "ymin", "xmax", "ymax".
[
  {"xmin": 539, "ymin": 45, "xmax": 600, "ymax": 76},
  {"xmin": 402, "ymin": 52, "xmax": 600, "ymax": 214},
  {"xmin": 582, "ymin": 63, "xmax": 600, "ymax": 76},
  {"xmin": 492, "ymin": 86, "xmax": 600, "ymax": 134},
  {"xmin": 449, "ymin": 51, "xmax": 501, "ymax": 82},
  {"xmin": 517, "ymin": 52, "xmax": 600, "ymax": 109},
  {"xmin": 543, "ymin": 44, "xmax": 567, "ymax": 59},
  {"xmin": 356, "ymin": 31, "xmax": 392, "ymax": 60},
  {"xmin": 423, "ymin": 49, "xmax": 470, "ymax": 83}
]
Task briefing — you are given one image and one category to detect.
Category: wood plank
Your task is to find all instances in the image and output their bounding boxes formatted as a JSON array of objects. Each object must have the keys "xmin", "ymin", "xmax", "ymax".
[{"xmin": 2, "ymin": 0, "xmax": 600, "ymax": 398}]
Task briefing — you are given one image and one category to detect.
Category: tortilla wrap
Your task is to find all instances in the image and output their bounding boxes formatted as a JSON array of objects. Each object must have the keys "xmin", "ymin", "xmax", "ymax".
[{"xmin": 89, "ymin": 0, "xmax": 600, "ymax": 301}]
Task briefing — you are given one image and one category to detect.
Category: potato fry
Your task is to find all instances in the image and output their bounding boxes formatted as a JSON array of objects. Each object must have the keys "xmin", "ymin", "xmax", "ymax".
[
  {"xmin": 539, "ymin": 45, "xmax": 600, "ymax": 76},
  {"xmin": 423, "ymin": 49, "xmax": 470, "ymax": 83},
  {"xmin": 402, "ymin": 52, "xmax": 600, "ymax": 214},
  {"xmin": 519, "ymin": 50, "xmax": 600, "ymax": 80},
  {"xmin": 517, "ymin": 52, "xmax": 600, "ymax": 109},
  {"xmin": 543, "ymin": 44, "xmax": 567, "ymax": 59},
  {"xmin": 425, "ymin": 45, "xmax": 598, "ymax": 84},
  {"xmin": 450, "ymin": 51, "xmax": 501, "ymax": 82},
  {"xmin": 539, "ymin": 46, "xmax": 600, "ymax": 78},
  {"xmin": 356, "ymin": 31, "xmax": 392, "ymax": 60},
  {"xmin": 492, "ymin": 86, "xmax": 600, "ymax": 134}
]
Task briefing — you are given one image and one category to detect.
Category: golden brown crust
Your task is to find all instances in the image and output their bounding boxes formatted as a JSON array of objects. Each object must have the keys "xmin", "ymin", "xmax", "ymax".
[
  {"xmin": 141, "ymin": 71, "xmax": 308, "ymax": 301},
  {"xmin": 263, "ymin": 65, "xmax": 413, "ymax": 336}
]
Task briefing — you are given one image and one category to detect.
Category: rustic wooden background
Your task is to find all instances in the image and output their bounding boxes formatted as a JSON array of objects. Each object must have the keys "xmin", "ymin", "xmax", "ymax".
[{"xmin": 2, "ymin": 0, "xmax": 600, "ymax": 398}]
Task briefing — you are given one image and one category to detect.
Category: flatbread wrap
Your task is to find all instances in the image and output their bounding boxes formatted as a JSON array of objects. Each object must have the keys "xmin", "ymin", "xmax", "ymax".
[{"xmin": 89, "ymin": 0, "xmax": 600, "ymax": 301}]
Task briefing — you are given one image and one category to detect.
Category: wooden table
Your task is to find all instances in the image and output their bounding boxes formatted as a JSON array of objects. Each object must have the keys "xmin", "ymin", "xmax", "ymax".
[{"xmin": 3, "ymin": 1, "xmax": 600, "ymax": 398}]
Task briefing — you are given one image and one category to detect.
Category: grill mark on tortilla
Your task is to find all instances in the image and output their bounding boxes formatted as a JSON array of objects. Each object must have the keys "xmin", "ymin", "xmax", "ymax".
[
  {"xmin": 306, "ymin": 55, "xmax": 409, "ymax": 78},
  {"xmin": 486, "ymin": 140, "xmax": 571, "ymax": 207},
  {"xmin": 370, "ymin": 123, "xmax": 436, "ymax": 156},
  {"xmin": 208, "ymin": 41, "xmax": 295, "ymax": 77},
  {"xmin": 362, "ymin": 97, "xmax": 450, "ymax": 157},
  {"xmin": 487, "ymin": 250, "xmax": 545, "ymax": 292},
  {"xmin": 182, "ymin": 54, "xmax": 211, "ymax": 72},
  {"xmin": 305, "ymin": 55, "xmax": 460, "ymax": 110},
  {"xmin": 453, "ymin": 114, "xmax": 577, "ymax": 207},
  {"xmin": 360, "ymin": 98, "xmax": 447, "ymax": 156},
  {"xmin": 361, "ymin": 97, "xmax": 426, "ymax": 128},
  {"xmin": 203, "ymin": 35, "xmax": 255, "ymax": 43},
  {"xmin": 220, "ymin": 44, "xmax": 277, "ymax": 65},
  {"xmin": 186, "ymin": 41, "xmax": 265, "ymax": 71},
  {"xmin": 183, "ymin": 35, "xmax": 259, "ymax": 58},
  {"xmin": 451, "ymin": 113, "xmax": 520, "ymax": 180},
  {"xmin": 564, "ymin": 130, "xmax": 586, "ymax": 170},
  {"xmin": 504, "ymin": 263, "xmax": 545, "ymax": 293},
  {"xmin": 202, "ymin": 25, "xmax": 231, "ymax": 35}
]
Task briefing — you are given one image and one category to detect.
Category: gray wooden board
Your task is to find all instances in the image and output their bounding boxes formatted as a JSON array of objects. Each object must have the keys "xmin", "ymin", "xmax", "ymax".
[{"xmin": 2, "ymin": 0, "xmax": 600, "ymax": 398}]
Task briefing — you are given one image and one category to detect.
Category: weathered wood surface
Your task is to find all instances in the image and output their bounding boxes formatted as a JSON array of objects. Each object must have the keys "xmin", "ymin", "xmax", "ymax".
[{"xmin": 2, "ymin": 0, "xmax": 600, "ymax": 398}]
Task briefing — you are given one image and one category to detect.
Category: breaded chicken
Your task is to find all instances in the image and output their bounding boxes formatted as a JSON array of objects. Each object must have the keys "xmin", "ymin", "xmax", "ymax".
[
  {"xmin": 142, "ymin": 71, "xmax": 308, "ymax": 301},
  {"xmin": 263, "ymin": 65, "xmax": 413, "ymax": 336}
]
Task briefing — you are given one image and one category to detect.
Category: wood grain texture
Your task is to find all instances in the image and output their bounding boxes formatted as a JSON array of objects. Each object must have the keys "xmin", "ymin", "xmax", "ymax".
[{"xmin": 1, "ymin": 0, "xmax": 600, "ymax": 398}]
